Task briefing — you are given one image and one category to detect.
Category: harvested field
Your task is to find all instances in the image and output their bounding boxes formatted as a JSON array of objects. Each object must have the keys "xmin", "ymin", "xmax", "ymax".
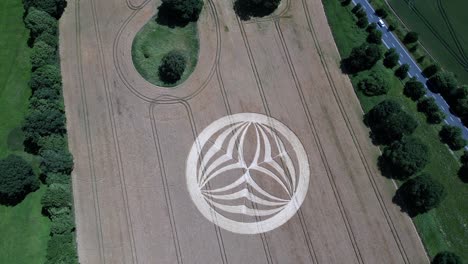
[{"xmin": 60, "ymin": 0, "xmax": 429, "ymax": 263}]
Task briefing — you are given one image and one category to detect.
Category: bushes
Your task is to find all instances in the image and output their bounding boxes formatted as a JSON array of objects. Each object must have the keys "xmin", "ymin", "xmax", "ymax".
[
  {"xmin": 21, "ymin": 0, "xmax": 78, "ymax": 261},
  {"xmin": 439, "ymin": 125, "xmax": 467, "ymax": 151},
  {"xmin": 31, "ymin": 41, "xmax": 56, "ymax": 69},
  {"xmin": 157, "ymin": 0, "xmax": 203, "ymax": 26},
  {"xmin": 403, "ymin": 77, "xmax": 425, "ymax": 101},
  {"xmin": 364, "ymin": 100, "xmax": 418, "ymax": 144},
  {"xmin": 357, "ymin": 65, "xmax": 390, "ymax": 96},
  {"xmin": 0, "ymin": 155, "xmax": 39, "ymax": 205},
  {"xmin": 417, "ymin": 97, "xmax": 445, "ymax": 124},
  {"xmin": 375, "ymin": 8, "xmax": 388, "ymax": 18},
  {"xmin": 379, "ymin": 136, "xmax": 429, "ymax": 179},
  {"xmin": 427, "ymin": 71, "xmax": 458, "ymax": 95},
  {"xmin": 394, "ymin": 174, "xmax": 446, "ymax": 216},
  {"xmin": 158, "ymin": 50, "xmax": 187, "ymax": 84},
  {"xmin": 343, "ymin": 43, "xmax": 382, "ymax": 73},
  {"xmin": 41, "ymin": 183, "xmax": 72, "ymax": 215},
  {"xmin": 403, "ymin": 31, "xmax": 419, "ymax": 44},
  {"xmin": 395, "ymin": 63, "xmax": 409, "ymax": 79},
  {"xmin": 24, "ymin": 8, "xmax": 57, "ymax": 39},
  {"xmin": 234, "ymin": 0, "xmax": 281, "ymax": 20},
  {"xmin": 383, "ymin": 48, "xmax": 399, "ymax": 68},
  {"xmin": 366, "ymin": 27, "xmax": 382, "ymax": 44}
]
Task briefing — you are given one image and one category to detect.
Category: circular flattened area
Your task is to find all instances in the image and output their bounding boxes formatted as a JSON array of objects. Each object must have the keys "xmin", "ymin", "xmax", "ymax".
[{"xmin": 186, "ymin": 113, "xmax": 310, "ymax": 234}]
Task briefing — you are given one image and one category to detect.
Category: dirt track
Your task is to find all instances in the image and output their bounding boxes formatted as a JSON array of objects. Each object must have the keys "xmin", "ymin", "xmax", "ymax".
[{"xmin": 60, "ymin": 0, "xmax": 429, "ymax": 263}]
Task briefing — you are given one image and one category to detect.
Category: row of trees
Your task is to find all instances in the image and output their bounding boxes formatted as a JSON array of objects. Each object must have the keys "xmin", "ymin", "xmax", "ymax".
[
  {"xmin": 22, "ymin": 0, "xmax": 78, "ymax": 263},
  {"xmin": 341, "ymin": 2, "xmax": 463, "ymax": 261},
  {"xmin": 343, "ymin": 5, "xmax": 449, "ymax": 217}
]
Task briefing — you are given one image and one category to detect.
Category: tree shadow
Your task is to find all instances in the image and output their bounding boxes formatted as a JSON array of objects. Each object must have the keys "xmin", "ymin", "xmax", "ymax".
[
  {"xmin": 7, "ymin": 127, "xmax": 25, "ymax": 152},
  {"xmin": 458, "ymin": 165, "xmax": 468, "ymax": 183},
  {"xmin": 392, "ymin": 188, "xmax": 420, "ymax": 218}
]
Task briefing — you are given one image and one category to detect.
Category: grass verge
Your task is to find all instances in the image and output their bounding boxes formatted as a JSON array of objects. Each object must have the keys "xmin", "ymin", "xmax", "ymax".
[
  {"xmin": 0, "ymin": 0, "xmax": 50, "ymax": 263},
  {"xmin": 132, "ymin": 18, "xmax": 199, "ymax": 87},
  {"xmin": 323, "ymin": 0, "xmax": 468, "ymax": 259}
]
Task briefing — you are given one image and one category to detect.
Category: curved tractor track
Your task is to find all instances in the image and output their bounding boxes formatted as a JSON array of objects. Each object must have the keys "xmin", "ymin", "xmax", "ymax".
[{"xmin": 60, "ymin": 0, "xmax": 429, "ymax": 263}]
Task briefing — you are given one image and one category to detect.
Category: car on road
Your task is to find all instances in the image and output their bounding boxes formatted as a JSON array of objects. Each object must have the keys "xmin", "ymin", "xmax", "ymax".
[{"xmin": 377, "ymin": 19, "xmax": 386, "ymax": 28}]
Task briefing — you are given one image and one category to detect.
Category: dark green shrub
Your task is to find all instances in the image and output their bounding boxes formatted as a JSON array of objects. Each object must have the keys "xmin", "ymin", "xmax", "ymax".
[
  {"xmin": 41, "ymin": 183, "xmax": 72, "ymax": 214},
  {"xmin": 46, "ymin": 173, "xmax": 70, "ymax": 185},
  {"xmin": 158, "ymin": 50, "xmax": 186, "ymax": 84},
  {"xmin": 403, "ymin": 77, "xmax": 425, "ymax": 101},
  {"xmin": 375, "ymin": 8, "xmax": 388, "ymax": 18},
  {"xmin": 157, "ymin": 0, "xmax": 203, "ymax": 26},
  {"xmin": 35, "ymin": 32, "xmax": 58, "ymax": 49},
  {"xmin": 394, "ymin": 174, "xmax": 446, "ymax": 216},
  {"xmin": 432, "ymin": 251, "xmax": 462, "ymax": 264},
  {"xmin": 417, "ymin": 97, "xmax": 445, "ymax": 124},
  {"xmin": 31, "ymin": 41, "xmax": 56, "ymax": 69},
  {"xmin": 45, "ymin": 233, "xmax": 78, "ymax": 264},
  {"xmin": 383, "ymin": 48, "xmax": 399, "ymax": 68},
  {"xmin": 351, "ymin": 3, "xmax": 363, "ymax": 14},
  {"xmin": 427, "ymin": 111, "xmax": 446, "ymax": 124},
  {"xmin": 439, "ymin": 125, "xmax": 467, "ymax": 151},
  {"xmin": 366, "ymin": 22, "xmax": 377, "ymax": 33},
  {"xmin": 356, "ymin": 16, "xmax": 369, "ymax": 28},
  {"xmin": 355, "ymin": 9, "xmax": 367, "ymax": 19},
  {"xmin": 380, "ymin": 136, "xmax": 429, "ymax": 179},
  {"xmin": 50, "ymin": 213, "xmax": 75, "ymax": 235},
  {"xmin": 395, "ymin": 63, "xmax": 409, "ymax": 79},
  {"xmin": 343, "ymin": 43, "xmax": 382, "ymax": 73},
  {"xmin": 403, "ymin": 31, "xmax": 419, "ymax": 44},
  {"xmin": 367, "ymin": 28, "xmax": 382, "ymax": 44},
  {"xmin": 40, "ymin": 149, "xmax": 74, "ymax": 175},
  {"xmin": 24, "ymin": 8, "xmax": 57, "ymax": 39},
  {"xmin": 364, "ymin": 100, "xmax": 418, "ymax": 144},
  {"xmin": 23, "ymin": 0, "xmax": 67, "ymax": 18},
  {"xmin": 30, "ymin": 64, "xmax": 62, "ymax": 92},
  {"xmin": 0, "ymin": 155, "xmax": 39, "ymax": 205},
  {"xmin": 461, "ymin": 150, "xmax": 468, "ymax": 165},
  {"xmin": 422, "ymin": 64, "xmax": 439, "ymax": 77},
  {"xmin": 358, "ymin": 65, "xmax": 390, "ymax": 96},
  {"xmin": 458, "ymin": 165, "xmax": 468, "ymax": 183},
  {"xmin": 428, "ymin": 71, "xmax": 458, "ymax": 95}
]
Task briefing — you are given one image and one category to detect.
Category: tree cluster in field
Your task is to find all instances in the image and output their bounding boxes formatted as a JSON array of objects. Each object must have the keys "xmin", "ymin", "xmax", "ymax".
[
  {"xmin": 21, "ymin": 1, "xmax": 78, "ymax": 263},
  {"xmin": 158, "ymin": 50, "xmax": 187, "ymax": 84},
  {"xmin": 339, "ymin": 3, "xmax": 452, "ymax": 216},
  {"xmin": 234, "ymin": 0, "xmax": 282, "ymax": 20},
  {"xmin": 156, "ymin": 0, "xmax": 204, "ymax": 27}
]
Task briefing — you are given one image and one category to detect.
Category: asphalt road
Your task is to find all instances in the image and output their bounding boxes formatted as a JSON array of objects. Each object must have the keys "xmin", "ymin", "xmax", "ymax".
[{"xmin": 353, "ymin": 0, "xmax": 468, "ymax": 148}]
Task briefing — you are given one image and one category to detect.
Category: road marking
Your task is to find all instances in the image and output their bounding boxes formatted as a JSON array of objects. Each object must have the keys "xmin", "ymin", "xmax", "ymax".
[
  {"xmin": 444, "ymin": 120, "xmax": 449, "ymax": 124},
  {"xmin": 450, "ymin": 116, "xmax": 455, "ymax": 122},
  {"xmin": 382, "ymin": 40, "xmax": 390, "ymax": 48},
  {"xmin": 408, "ymin": 73, "xmax": 413, "ymax": 78},
  {"xmin": 441, "ymin": 105, "xmax": 446, "ymax": 111},
  {"xmin": 391, "ymin": 43, "xmax": 395, "ymax": 47}
]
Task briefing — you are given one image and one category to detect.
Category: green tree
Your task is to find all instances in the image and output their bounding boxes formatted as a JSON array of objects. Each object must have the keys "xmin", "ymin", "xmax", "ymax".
[
  {"xmin": 24, "ymin": 8, "xmax": 57, "ymax": 39},
  {"xmin": 344, "ymin": 43, "xmax": 382, "ymax": 73},
  {"xmin": 41, "ymin": 184, "xmax": 72, "ymax": 214},
  {"xmin": 31, "ymin": 41, "xmax": 56, "ymax": 69},
  {"xmin": 46, "ymin": 173, "xmax": 70, "ymax": 185},
  {"xmin": 439, "ymin": 125, "xmax": 467, "ymax": 151},
  {"xmin": 395, "ymin": 63, "xmax": 410, "ymax": 79},
  {"xmin": 383, "ymin": 48, "xmax": 399, "ymax": 68},
  {"xmin": 50, "ymin": 213, "xmax": 75, "ymax": 235},
  {"xmin": 30, "ymin": 64, "xmax": 62, "ymax": 92},
  {"xmin": 40, "ymin": 149, "xmax": 74, "ymax": 175},
  {"xmin": 367, "ymin": 28, "xmax": 382, "ymax": 44},
  {"xmin": 404, "ymin": 78, "xmax": 425, "ymax": 101},
  {"xmin": 234, "ymin": 0, "xmax": 281, "ymax": 20},
  {"xmin": 432, "ymin": 251, "xmax": 463, "ymax": 264},
  {"xmin": 422, "ymin": 64, "xmax": 439, "ymax": 77},
  {"xmin": 35, "ymin": 32, "xmax": 58, "ymax": 49},
  {"xmin": 358, "ymin": 65, "xmax": 390, "ymax": 96},
  {"xmin": 0, "ymin": 155, "xmax": 39, "ymax": 205},
  {"xmin": 403, "ymin": 31, "xmax": 419, "ymax": 44},
  {"xmin": 417, "ymin": 97, "xmax": 445, "ymax": 124},
  {"xmin": 375, "ymin": 8, "xmax": 388, "ymax": 18},
  {"xmin": 351, "ymin": 3, "xmax": 363, "ymax": 14},
  {"xmin": 394, "ymin": 174, "xmax": 446, "ymax": 216},
  {"xmin": 428, "ymin": 71, "xmax": 458, "ymax": 95},
  {"xmin": 356, "ymin": 16, "xmax": 369, "ymax": 28},
  {"xmin": 364, "ymin": 100, "xmax": 418, "ymax": 144},
  {"xmin": 380, "ymin": 137, "xmax": 429, "ymax": 179},
  {"xmin": 23, "ymin": 100, "xmax": 65, "ymax": 152},
  {"xmin": 157, "ymin": 0, "xmax": 204, "ymax": 26},
  {"xmin": 158, "ymin": 50, "xmax": 186, "ymax": 84},
  {"xmin": 45, "ymin": 233, "xmax": 78, "ymax": 264},
  {"xmin": 23, "ymin": 0, "xmax": 67, "ymax": 18}
]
